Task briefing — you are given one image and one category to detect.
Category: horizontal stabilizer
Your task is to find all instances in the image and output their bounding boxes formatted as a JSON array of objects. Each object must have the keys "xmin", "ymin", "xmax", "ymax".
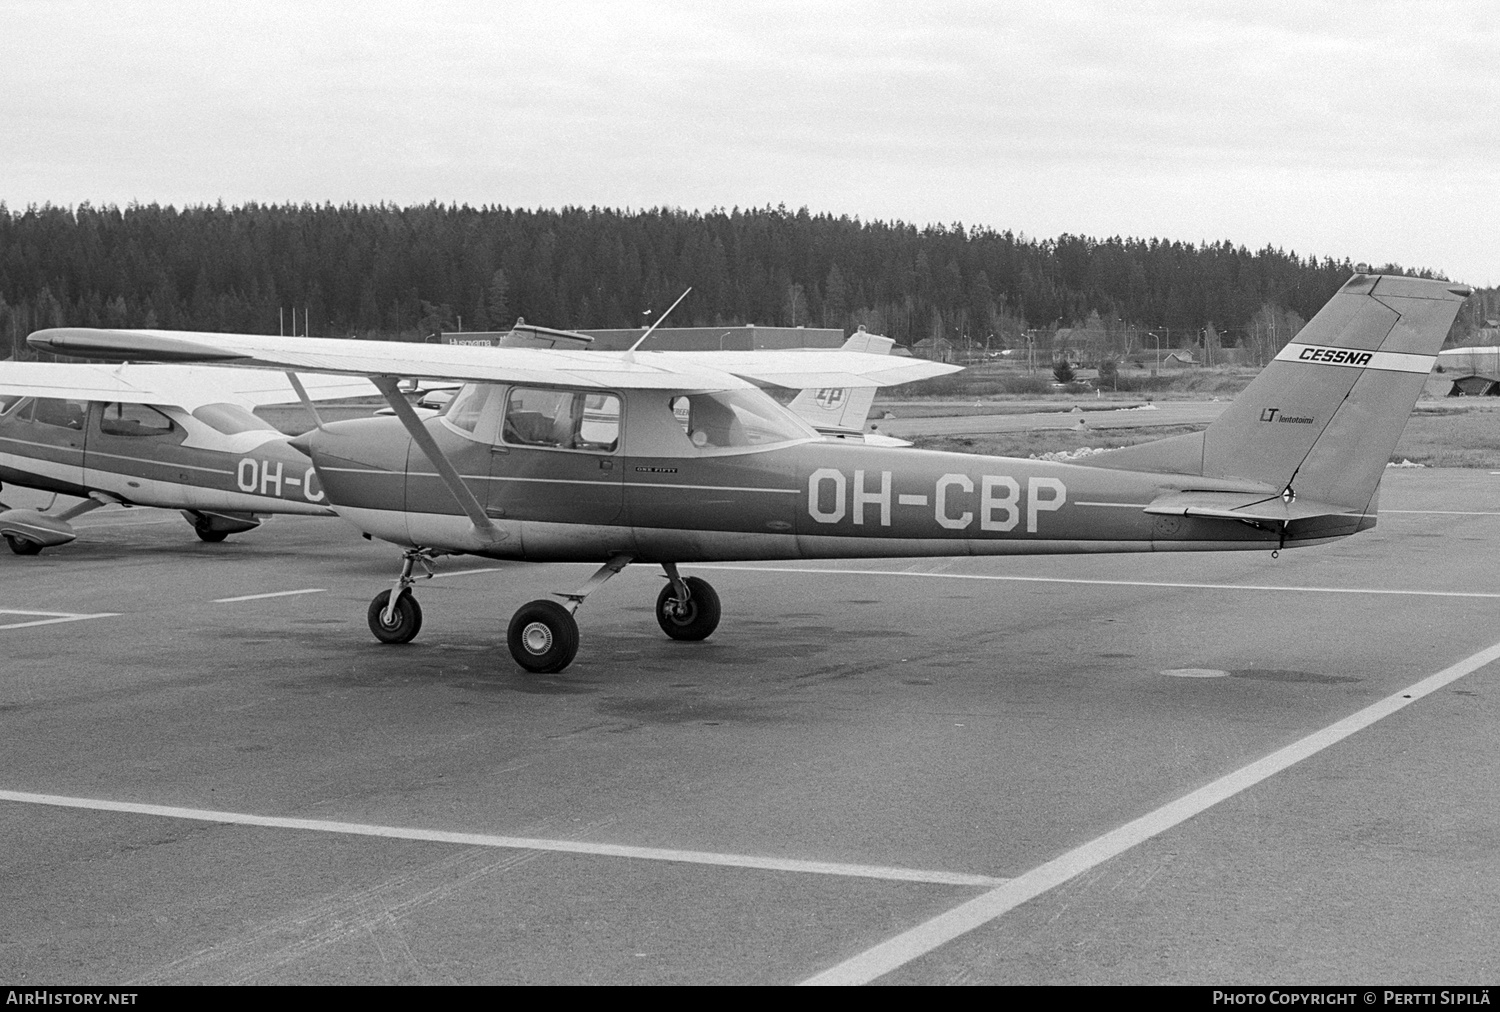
[{"xmin": 1144, "ymin": 490, "xmax": 1367, "ymax": 523}]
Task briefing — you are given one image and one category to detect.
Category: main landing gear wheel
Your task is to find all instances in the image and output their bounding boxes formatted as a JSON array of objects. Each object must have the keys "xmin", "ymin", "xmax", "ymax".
[
  {"xmin": 508, "ymin": 600, "xmax": 579, "ymax": 673},
  {"xmin": 193, "ymin": 521, "xmax": 230, "ymax": 543},
  {"xmin": 368, "ymin": 588, "xmax": 423, "ymax": 644},
  {"xmin": 656, "ymin": 576, "xmax": 720, "ymax": 641},
  {"xmin": 5, "ymin": 534, "xmax": 42, "ymax": 556}
]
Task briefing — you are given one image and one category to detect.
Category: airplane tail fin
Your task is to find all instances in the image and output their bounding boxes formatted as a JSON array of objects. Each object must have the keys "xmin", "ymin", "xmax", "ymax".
[
  {"xmin": 786, "ymin": 332, "xmax": 895, "ymax": 435},
  {"xmin": 1092, "ymin": 273, "xmax": 1471, "ymax": 516},
  {"xmin": 787, "ymin": 385, "xmax": 879, "ymax": 433}
]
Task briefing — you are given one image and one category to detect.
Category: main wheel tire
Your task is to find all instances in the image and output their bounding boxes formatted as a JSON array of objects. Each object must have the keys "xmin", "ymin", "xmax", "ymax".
[
  {"xmin": 507, "ymin": 599, "xmax": 579, "ymax": 673},
  {"xmin": 367, "ymin": 589, "xmax": 422, "ymax": 644},
  {"xmin": 5, "ymin": 534, "xmax": 42, "ymax": 556},
  {"xmin": 655, "ymin": 576, "xmax": 721, "ymax": 641},
  {"xmin": 190, "ymin": 515, "xmax": 231, "ymax": 543}
]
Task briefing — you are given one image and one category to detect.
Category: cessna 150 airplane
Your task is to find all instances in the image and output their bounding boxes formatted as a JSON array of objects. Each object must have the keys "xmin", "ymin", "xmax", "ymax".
[
  {"xmin": 29, "ymin": 272, "xmax": 1470, "ymax": 674},
  {"xmin": 0, "ymin": 363, "xmax": 376, "ymax": 553}
]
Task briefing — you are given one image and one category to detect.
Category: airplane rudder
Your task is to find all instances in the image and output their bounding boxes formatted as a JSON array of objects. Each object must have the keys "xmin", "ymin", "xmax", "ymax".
[{"xmin": 1201, "ymin": 275, "xmax": 1466, "ymax": 500}]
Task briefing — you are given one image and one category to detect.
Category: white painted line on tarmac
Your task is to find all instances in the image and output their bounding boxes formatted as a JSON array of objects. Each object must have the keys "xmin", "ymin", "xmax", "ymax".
[
  {"xmin": 74, "ymin": 518, "xmax": 183, "ymax": 528},
  {"xmin": 433, "ymin": 567, "xmax": 507, "ymax": 579},
  {"xmin": 212, "ymin": 589, "xmax": 326, "ymax": 604},
  {"xmin": 1383, "ymin": 510, "xmax": 1500, "ymax": 516},
  {"xmin": 699, "ymin": 565, "xmax": 1500, "ymax": 600},
  {"xmin": 0, "ymin": 790, "xmax": 1006, "ymax": 888},
  {"xmin": 801, "ymin": 637, "xmax": 1500, "ymax": 985},
  {"xmin": 0, "ymin": 609, "xmax": 120, "ymax": 631}
]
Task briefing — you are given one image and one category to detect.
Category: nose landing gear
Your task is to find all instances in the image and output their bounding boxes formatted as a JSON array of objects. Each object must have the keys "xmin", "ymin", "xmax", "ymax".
[{"xmin": 366, "ymin": 548, "xmax": 437, "ymax": 644}]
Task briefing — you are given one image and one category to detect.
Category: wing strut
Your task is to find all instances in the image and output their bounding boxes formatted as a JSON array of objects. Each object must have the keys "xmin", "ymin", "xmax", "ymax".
[
  {"xmin": 284, "ymin": 371, "xmax": 326, "ymax": 431},
  {"xmin": 369, "ymin": 375, "xmax": 502, "ymax": 544}
]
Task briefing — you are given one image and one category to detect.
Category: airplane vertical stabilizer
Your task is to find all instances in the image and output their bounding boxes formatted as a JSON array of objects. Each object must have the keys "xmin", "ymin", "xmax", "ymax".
[
  {"xmin": 1093, "ymin": 274, "xmax": 1470, "ymax": 513},
  {"xmin": 785, "ymin": 331, "xmax": 895, "ymax": 434}
]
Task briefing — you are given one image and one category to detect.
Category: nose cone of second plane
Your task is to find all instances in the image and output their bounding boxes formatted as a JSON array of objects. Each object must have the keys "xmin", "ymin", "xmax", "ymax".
[{"xmin": 292, "ymin": 416, "xmax": 413, "ymax": 471}]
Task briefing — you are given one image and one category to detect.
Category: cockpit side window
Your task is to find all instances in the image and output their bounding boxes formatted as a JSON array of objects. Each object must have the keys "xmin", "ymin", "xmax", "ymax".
[
  {"xmin": 31, "ymin": 397, "xmax": 88, "ymax": 431},
  {"xmin": 442, "ymin": 383, "xmax": 506, "ymax": 443},
  {"xmin": 503, "ymin": 387, "xmax": 620, "ymax": 453},
  {"xmin": 0, "ymin": 394, "xmax": 27, "ymax": 416},
  {"xmin": 99, "ymin": 402, "xmax": 174, "ymax": 437}
]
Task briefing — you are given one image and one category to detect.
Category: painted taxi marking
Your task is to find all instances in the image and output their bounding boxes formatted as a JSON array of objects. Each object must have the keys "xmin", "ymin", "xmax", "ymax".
[
  {"xmin": 700, "ymin": 565, "xmax": 1500, "ymax": 600},
  {"xmin": 0, "ymin": 789, "xmax": 1006, "ymax": 888},
  {"xmin": 212, "ymin": 589, "xmax": 327, "ymax": 604},
  {"xmin": 802, "ymin": 636, "xmax": 1500, "ymax": 984},
  {"xmin": 0, "ymin": 609, "xmax": 120, "ymax": 630}
]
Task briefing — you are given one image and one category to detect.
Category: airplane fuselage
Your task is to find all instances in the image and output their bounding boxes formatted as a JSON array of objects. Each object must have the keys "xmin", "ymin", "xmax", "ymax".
[{"xmin": 305, "ymin": 409, "xmax": 1370, "ymax": 565}]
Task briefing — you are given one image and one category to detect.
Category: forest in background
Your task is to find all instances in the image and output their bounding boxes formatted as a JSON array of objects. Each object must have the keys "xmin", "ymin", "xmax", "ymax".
[{"xmin": 1, "ymin": 201, "xmax": 1493, "ymax": 362}]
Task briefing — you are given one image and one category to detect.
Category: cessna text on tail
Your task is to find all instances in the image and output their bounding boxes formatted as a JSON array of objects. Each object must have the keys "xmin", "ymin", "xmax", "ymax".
[{"xmin": 29, "ymin": 273, "xmax": 1470, "ymax": 672}]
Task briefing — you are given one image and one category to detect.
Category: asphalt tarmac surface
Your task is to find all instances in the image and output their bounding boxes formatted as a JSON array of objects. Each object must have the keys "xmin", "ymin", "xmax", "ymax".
[{"xmin": 1, "ymin": 470, "xmax": 1498, "ymax": 985}]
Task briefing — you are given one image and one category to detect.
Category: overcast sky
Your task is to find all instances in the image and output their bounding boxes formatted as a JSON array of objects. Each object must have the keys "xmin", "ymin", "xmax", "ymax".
[{"xmin": 4, "ymin": 0, "xmax": 1497, "ymax": 285}]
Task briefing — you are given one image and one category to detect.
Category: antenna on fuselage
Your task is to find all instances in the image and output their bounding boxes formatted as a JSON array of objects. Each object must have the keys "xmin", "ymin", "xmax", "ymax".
[{"xmin": 622, "ymin": 287, "xmax": 691, "ymax": 363}]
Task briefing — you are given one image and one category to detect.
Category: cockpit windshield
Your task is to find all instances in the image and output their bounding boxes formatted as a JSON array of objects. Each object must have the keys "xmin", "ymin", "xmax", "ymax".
[
  {"xmin": 192, "ymin": 402, "xmax": 281, "ymax": 436},
  {"xmin": 668, "ymin": 388, "xmax": 815, "ymax": 449},
  {"xmin": 442, "ymin": 383, "xmax": 507, "ymax": 442}
]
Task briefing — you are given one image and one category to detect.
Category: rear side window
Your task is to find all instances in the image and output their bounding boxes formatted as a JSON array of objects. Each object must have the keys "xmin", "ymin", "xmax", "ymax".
[
  {"xmin": 504, "ymin": 388, "xmax": 620, "ymax": 452},
  {"xmin": 31, "ymin": 398, "xmax": 88, "ymax": 430}
]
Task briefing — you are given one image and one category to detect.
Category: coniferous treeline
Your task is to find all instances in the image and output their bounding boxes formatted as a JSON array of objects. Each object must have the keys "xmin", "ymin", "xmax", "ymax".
[{"xmin": 0, "ymin": 200, "xmax": 1470, "ymax": 360}]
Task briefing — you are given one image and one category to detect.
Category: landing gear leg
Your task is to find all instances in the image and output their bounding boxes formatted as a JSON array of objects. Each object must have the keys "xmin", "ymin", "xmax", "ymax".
[
  {"xmin": 655, "ymin": 563, "xmax": 721, "ymax": 641},
  {"xmin": 507, "ymin": 554, "xmax": 633, "ymax": 673},
  {"xmin": 367, "ymin": 548, "xmax": 437, "ymax": 644}
]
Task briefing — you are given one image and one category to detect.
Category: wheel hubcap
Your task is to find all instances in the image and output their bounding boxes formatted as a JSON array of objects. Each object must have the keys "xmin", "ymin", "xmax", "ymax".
[{"xmin": 522, "ymin": 621, "xmax": 553, "ymax": 655}]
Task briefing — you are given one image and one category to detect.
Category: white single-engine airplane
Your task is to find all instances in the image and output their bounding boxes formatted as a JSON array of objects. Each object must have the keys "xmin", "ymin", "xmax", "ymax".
[
  {"xmin": 29, "ymin": 273, "xmax": 1469, "ymax": 674},
  {"xmin": 0, "ymin": 363, "xmax": 375, "ymax": 553}
]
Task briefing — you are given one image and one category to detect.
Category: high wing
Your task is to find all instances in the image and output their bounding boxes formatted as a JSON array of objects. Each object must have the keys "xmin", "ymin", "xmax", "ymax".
[
  {"xmin": 0, "ymin": 361, "xmax": 377, "ymax": 410},
  {"xmin": 26, "ymin": 328, "xmax": 960, "ymax": 391}
]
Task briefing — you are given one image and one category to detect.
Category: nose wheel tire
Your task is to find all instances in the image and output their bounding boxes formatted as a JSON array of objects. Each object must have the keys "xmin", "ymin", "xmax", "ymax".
[
  {"xmin": 193, "ymin": 525, "xmax": 230, "ymax": 543},
  {"xmin": 5, "ymin": 535, "xmax": 42, "ymax": 556},
  {"xmin": 508, "ymin": 600, "xmax": 579, "ymax": 673},
  {"xmin": 368, "ymin": 589, "xmax": 422, "ymax": 644},
  {"xmin": 655, "ymin": 576, "xmax": 720, "ymax": 641}
]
